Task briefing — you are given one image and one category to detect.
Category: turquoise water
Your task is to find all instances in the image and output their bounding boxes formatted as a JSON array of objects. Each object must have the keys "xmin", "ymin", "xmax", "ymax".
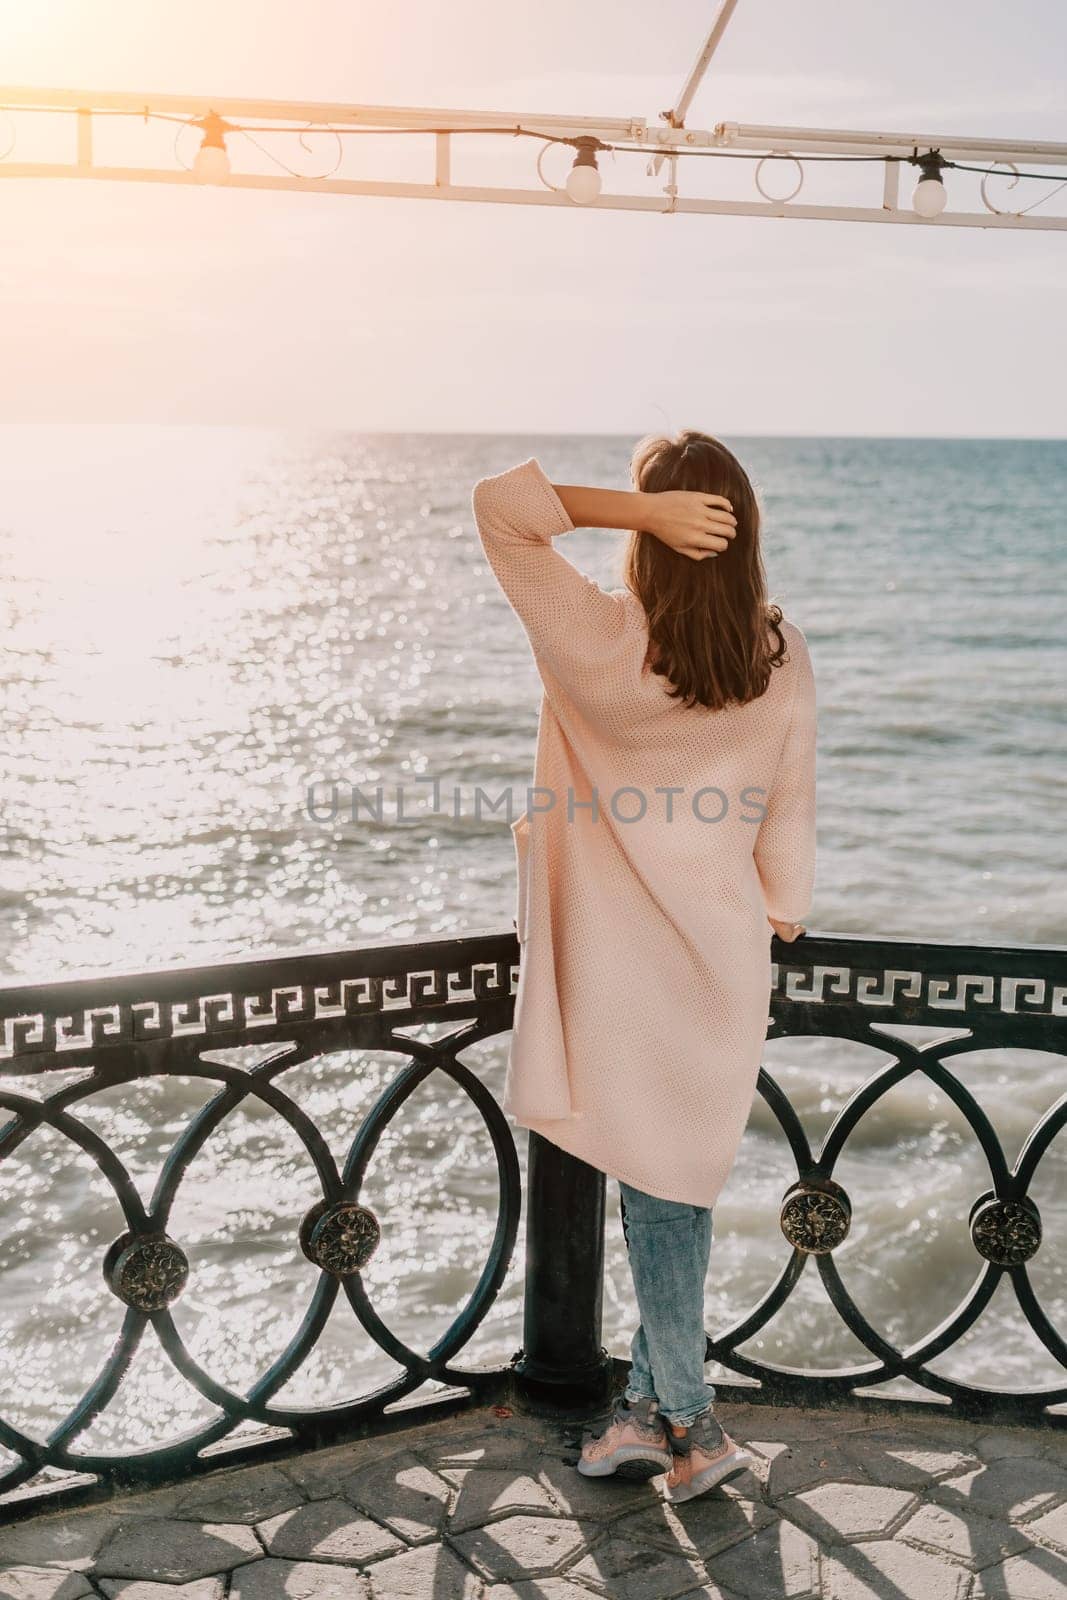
[{"xmin": 0, "ymin": 427, "xmax": 1063, "ymax": 1452}]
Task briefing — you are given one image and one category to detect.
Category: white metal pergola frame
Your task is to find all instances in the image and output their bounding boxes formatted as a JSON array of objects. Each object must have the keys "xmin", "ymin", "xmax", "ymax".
[{"xmin": 2, "ymin": 2, "xmax": 1065, "ymax": 230}]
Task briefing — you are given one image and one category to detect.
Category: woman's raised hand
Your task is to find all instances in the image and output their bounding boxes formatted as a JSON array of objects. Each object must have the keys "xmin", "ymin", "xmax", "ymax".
[{"xmin": 640, "ymin": 490, "xmax": 737, "ymax": 561}]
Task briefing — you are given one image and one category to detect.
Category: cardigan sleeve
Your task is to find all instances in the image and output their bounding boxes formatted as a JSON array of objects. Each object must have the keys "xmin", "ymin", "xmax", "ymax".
[
  {"xmin": 471, "ymin": 458, "xmax": 628, "ymax": 683},
  {"xmin": 754, "ymin": 624, "xmax": 817, "ymax": 923}
]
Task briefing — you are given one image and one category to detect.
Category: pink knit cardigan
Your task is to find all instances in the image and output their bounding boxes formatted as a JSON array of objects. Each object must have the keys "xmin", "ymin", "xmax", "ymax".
[{"xmin": 472, "ymin": 457, "xmax": 817, "ymax": 1206}]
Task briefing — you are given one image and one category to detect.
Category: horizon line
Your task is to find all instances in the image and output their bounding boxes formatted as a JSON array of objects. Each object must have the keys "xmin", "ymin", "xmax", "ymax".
[{"xmin": 0, "ymin": 424, "xmax": 1064, "ymax": 443}]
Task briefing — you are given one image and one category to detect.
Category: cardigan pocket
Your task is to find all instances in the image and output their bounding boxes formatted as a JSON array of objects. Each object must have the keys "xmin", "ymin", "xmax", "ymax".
[{"xmin": 510, "ymin": 810, "xmax": 531, "ymax": 942}]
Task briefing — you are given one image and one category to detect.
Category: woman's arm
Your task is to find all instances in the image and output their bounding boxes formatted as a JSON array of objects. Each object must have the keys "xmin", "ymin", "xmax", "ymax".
[
  {"xmin": 471, "ymin": 457, "xmax": 739, "ymax": 707},
  {"xmin": 552, "ymin": 484, "xmax": 737, "ymax": 561},
  {"xmin": 471, "ymin": 459, "xmax": 627, "ymax": 677},
  {"xmin": 755, "ymin": 627, "xmax": 817, "ymax": 933}
]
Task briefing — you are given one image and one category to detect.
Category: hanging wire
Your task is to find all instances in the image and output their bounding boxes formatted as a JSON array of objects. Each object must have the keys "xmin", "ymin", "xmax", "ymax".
[
  {"xmin": 1, "ymin": 102, "xmax": 1065, "ymax": 193},
  {"xmin": 173, "ymin": 120, "xmax": 194, "ymax": 174},
  {"xmin": 236, "ymin": 124, "xmax": 344, "ymax": 180},
  {"xmin": 945, "ymin": 157, "xmax": 1067, "ymax": 183}
]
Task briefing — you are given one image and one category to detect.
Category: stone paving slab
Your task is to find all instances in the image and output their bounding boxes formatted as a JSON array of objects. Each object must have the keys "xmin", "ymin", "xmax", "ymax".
[
  {"xmin": 93, "ymin": 1520, "xmax": 263, "ymax": 1584},
  {"xmin": 0, "ymin": 1573, "xmax": 94, "ymax": 1600},
  {"xmin": 972, "ymin": 1545, "xmax": 1067, "ymax": 1599},
  {"xmin": 780, "ymin": 1480, "xmax": 919, "ymax": 1545},
  {"xmin": 0, "ymin": 1400, "xmax": 1063, "ymax": 1599},
  {"xmin": 339, "ymin": 1452, "xmax": 451, "ymax": 1545},
  {"xmin": 821, "ymin": 1537, "xmax": 972, "ymax": 1600},
  {"xmin": 896, "ymin": 1499, "xmax": 1031, "ymax": 1570},
  {"xmin": 231, "ymin": 1562, "xmax": 369, "ymax": 1600},
  {"xmin": 100, "ymin": 1581, "xmax": 225, "ymax": 1600}
]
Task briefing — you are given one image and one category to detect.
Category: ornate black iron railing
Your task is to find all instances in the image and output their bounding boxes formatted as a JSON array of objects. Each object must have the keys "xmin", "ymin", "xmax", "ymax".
[
  {"xmin": 0, "ymin": 928, "xmax": 1063, "ymax": 1519},
  {"xmin": 721, "ymin": 933, "xmax": 1066, "ymax": 1417}
]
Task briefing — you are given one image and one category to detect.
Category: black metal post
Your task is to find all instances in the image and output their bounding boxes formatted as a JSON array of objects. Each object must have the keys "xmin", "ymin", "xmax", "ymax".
[{"xmin": 513, "ymin": 1131, "xmax": 616, "ymax": 1412}]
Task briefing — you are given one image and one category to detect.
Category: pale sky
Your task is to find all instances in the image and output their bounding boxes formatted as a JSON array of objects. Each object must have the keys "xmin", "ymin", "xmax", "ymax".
[{"xmin": 1, "ymin": 1, "xmax": 1065, "ymax": 434}]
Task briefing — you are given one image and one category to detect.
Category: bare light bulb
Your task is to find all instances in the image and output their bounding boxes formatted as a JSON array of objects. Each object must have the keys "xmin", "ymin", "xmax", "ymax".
[
  {"xmin": 912, "ymin": 177, "xmax": 947, "ymax": 217},
  {"xmin": 912, "ymin": 153, "xmax": 947, "ymax": 218},
  {"xmin": 193, "ymin": 115, "xmax": 231, "ymax": 184},
  {"xmin": 565, "ymin": 141, "xmax": 602, "ymax": 206}
]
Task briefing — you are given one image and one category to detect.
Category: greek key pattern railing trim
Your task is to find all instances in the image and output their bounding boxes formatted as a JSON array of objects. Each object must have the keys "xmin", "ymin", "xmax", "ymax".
[
  {"xmin": 771, "ymin": 953, "xmax": 1067, "ymax": 1025},
  {"xmin": 2, "ymin": 931, "xmax": 1063, "ymax": 1070},
  {"xmin": 0, "ymin": 933, "xmax": 521, "ymax": 1067}
]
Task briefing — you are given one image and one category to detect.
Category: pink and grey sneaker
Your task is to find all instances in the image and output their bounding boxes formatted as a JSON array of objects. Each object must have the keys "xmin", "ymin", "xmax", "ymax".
[
  {"xmin": 577, "ymin": 1394, "xmax": 673, "ymax": 1478},
  {"xmin": 662, "ymin": 1406, "xmax": 755, "ymax": 1503}
]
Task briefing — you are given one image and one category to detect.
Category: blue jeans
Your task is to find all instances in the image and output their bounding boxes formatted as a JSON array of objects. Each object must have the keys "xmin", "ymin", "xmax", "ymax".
[{"xmin": 619, "ymin": 1179, "xmax": 718, "ymax": 1425}]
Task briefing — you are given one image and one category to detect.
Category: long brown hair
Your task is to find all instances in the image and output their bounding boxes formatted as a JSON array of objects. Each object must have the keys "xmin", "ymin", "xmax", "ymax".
[{"xmin": 623, "ymin": 430, "xmax": 786, "ymax": 711}]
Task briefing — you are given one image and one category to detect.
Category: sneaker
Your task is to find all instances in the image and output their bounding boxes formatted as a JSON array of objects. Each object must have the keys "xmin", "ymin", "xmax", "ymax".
[
  {"xmin": 662, "ymin": 1407, "xmax": 754, "ymax": 1503},
  {"xmin": 577, "ymin": 1394, "xmax": 673, "ymax": 1478}
]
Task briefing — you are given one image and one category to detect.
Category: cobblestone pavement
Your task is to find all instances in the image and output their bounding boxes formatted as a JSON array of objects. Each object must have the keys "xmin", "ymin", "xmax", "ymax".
[{"xmin": 1, "ymin": 1399, "xmax": 1065, "ymax": 1599}]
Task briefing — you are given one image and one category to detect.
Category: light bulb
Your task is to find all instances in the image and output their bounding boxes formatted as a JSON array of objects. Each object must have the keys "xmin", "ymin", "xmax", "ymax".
[
  {"xmin": 565, "ymin": 163, "xmax": 602, "ymax": 205},
  {"xmin": 911, "ymin": 153, "xmax": 947, "ymax": 218},
  {"xmin": 565, "ymin": 141, "xmax": 602, "ymax": 205},
  {"xmin": 194, "ymin": 142, "xmax": 231, "ymax": 183},
  {"xmin": 912, "ymin": 176, "xmax": 947, "ymax": 217},
  {"xmin": 193, "ymin": 115, "xmax": 231, "ymax": 184}
]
